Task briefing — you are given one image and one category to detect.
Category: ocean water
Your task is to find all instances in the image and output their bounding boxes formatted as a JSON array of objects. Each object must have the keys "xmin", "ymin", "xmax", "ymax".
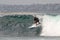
[
  {"xmin": 0, "ymin": 14, "xmax": 60, "ymax": 40},
  {"xmin": 0, "ymin": 15, "xmax": 42, "ymax": 37},
  {"xmin": 0, "ymin": 14, "xmax": 60, "ymax": 36}
]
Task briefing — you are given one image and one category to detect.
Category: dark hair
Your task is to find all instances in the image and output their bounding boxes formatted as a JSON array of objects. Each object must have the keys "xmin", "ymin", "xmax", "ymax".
[{"xmin": 34, "ymin": 17, "xmax": 39, "ymax": 22}]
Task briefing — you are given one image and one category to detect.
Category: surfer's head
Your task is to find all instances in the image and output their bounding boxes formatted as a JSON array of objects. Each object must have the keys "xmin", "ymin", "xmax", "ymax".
[{"xmin": 34, "ymin": 16, "xmax": 40, "ymax": 24}]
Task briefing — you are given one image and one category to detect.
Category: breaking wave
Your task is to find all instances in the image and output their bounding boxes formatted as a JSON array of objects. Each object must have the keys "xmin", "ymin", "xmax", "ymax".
[{"xmin": 40, "ymin": 15, "xmax": 60, "ymax": 36}]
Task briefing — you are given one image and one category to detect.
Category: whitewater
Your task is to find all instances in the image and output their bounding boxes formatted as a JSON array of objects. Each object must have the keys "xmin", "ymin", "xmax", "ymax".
[{"xmin": 29, "ymin": 15, "xmax": 60, "ymax": 36}]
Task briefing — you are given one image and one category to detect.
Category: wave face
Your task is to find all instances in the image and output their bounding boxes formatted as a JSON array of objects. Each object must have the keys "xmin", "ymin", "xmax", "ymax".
[
  {"xmin": 40, "ymin": 15, "xmax": 60, "ymax": 36},
  {"xmin": 0, "ymin": 15, "xmax": 39, "ymax": 37}
]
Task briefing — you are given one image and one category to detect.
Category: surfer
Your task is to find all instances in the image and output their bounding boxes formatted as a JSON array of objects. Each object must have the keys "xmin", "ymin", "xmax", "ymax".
[
  {"xmin": 34, "ymin": 16, "xmax": 40, "ymax": 25},
  {"xmin": 28, "ymin": 15, "xmax": 41, "ymax": 28}
]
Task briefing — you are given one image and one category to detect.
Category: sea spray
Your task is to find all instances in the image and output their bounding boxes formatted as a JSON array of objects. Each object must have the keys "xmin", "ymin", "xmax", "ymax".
[{"xmin": 40, "ymin": 15, "xmax": 60, "ymax": 36}]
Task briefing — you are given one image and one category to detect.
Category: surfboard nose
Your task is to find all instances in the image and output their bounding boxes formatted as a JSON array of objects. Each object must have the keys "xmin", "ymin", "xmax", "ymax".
[{"xmin": 28, "ymin": 23, "xmax": 41, "ymax": 29}]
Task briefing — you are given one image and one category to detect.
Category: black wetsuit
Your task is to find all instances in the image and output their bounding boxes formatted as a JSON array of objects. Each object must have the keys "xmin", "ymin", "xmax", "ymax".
[{"xmin": 34, "ymin": 17, "xmax": 39, "ymax": 23}]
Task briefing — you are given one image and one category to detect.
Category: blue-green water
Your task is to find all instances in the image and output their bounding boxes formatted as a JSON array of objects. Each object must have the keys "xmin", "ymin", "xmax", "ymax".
[{"xmin": 0, "ymin": 15, "xmax": 41, "ymax": 37}]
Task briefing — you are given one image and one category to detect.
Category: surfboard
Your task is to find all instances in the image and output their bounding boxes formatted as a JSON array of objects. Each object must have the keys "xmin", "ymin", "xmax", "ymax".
[{"xmin": 28, "ymin": 23, "xmax": 41, "ymax": 28}]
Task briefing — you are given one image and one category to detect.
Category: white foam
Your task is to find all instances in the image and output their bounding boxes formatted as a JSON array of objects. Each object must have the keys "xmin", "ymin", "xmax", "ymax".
[
  {"xmin": 29, "ymin": 14, "xmax": 60, "ymax": 36},
  {"xmin": 40, "ymin": 15, "xmax": 60, "ymax": 36},
  {"xmin": 0, "ymin": 15, "xmax": 5, "ymax": 17}
]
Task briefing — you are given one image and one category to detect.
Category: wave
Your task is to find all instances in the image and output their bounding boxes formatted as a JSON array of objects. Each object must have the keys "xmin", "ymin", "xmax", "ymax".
[
  {"xmin": 40, "ymin": 15, "xmax": 60, "ymax": 36},
  {"xmin": 0, "ymin": 15, "xmax": 35, "ymax": 37}
]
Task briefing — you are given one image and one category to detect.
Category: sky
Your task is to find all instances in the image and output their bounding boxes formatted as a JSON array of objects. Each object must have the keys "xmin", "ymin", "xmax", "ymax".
[{"xmin": 0, "ymin": 0, "xmax": 60, "ymax": 5}]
